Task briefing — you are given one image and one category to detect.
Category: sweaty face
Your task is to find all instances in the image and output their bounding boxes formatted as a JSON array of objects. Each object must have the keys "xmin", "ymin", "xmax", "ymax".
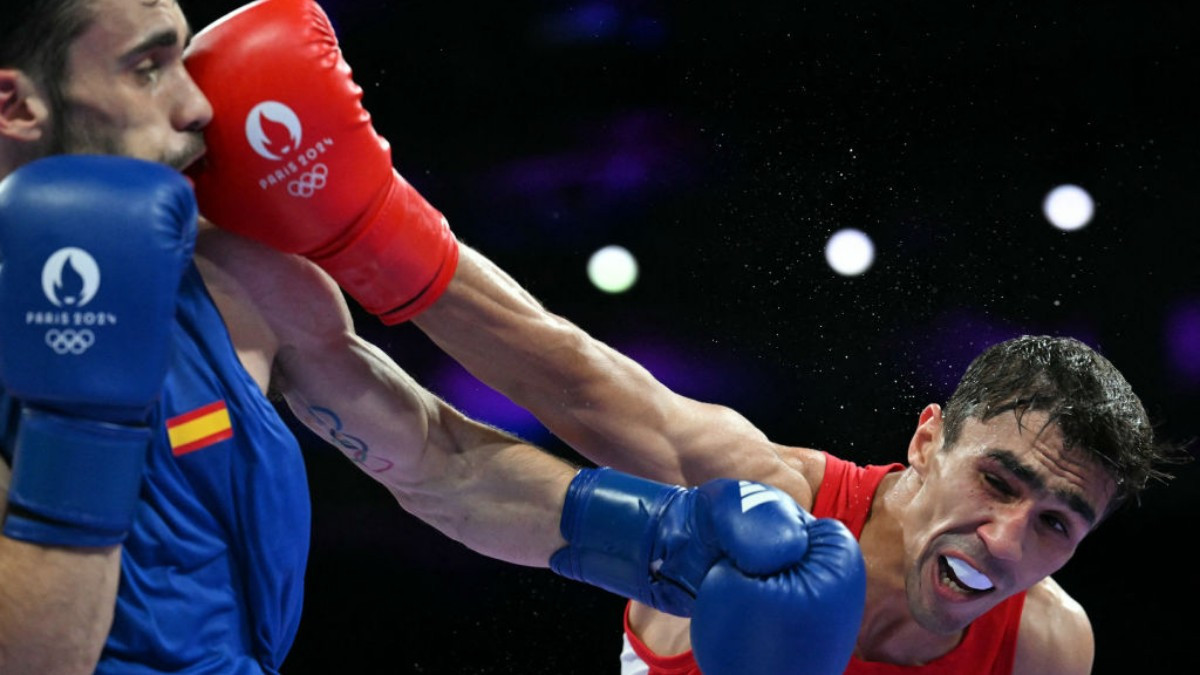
[
  {"xmin": 48, "ymin": 0, "xmax": 210, "ymax": 169},
  {"xmin": 901, "ymin": 410, "xmax": 1115, "ymax": 635}
]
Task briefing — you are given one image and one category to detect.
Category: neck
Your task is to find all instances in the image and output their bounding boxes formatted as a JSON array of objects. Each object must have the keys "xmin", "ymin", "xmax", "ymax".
[
  {"xmin": 854, "ymin": 470, "xmax": 963, "ymax": 665},
  {"xmin": 0, "ymin": 142, "xmax": 46, "ymax": 182}
]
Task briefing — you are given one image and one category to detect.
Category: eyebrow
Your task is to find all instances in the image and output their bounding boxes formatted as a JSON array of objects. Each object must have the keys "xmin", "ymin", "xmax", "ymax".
[
  {"xmin": 118, "ymin": 26, "xmax": 192, "ymax": 64},
  {"xmin": 985, "ymin": 449, "xmax": 1098, "ymax": 526}
]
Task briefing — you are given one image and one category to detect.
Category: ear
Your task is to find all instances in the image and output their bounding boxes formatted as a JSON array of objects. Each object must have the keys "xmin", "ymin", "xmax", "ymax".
[
  {"xmin": 907, "ymin": 403, "xmax": 944, "ymax": 476},
  {"xmin": 0, "ymin": 69, "xmax": 51, "ymax": 143}
]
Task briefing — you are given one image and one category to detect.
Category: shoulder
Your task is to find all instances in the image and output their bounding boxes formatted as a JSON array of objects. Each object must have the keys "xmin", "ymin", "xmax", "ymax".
[
  {"xmin": 194, "ymin": 221, "xmax": 343, "ymax": 319},
  {"xmin": 193, "ymin": 222, "xmax": 354, "ymax": 386},
  {"xmin": 1013, "ymin": 576, "xmax": 1094, "ymax": 674},
  {"xmin": 772, "ymin": 445, "xmax": 827, "ymax": 511}
]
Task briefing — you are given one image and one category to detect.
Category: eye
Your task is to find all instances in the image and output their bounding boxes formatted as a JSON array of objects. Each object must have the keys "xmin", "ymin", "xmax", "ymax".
[
  {"xmin": 1041, "ymin": 513, "xmax": 1070, "ymax": 537},
  {"xmin": 132, "ymin": 58, "xmax": 162, "ymax": 84},
  {"xmin": 983, "ymin": 473, "xmax": 1015, "ymax": 496}
]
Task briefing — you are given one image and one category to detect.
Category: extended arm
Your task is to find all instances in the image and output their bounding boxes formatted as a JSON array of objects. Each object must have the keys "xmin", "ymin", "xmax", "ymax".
[
  {"xmin": 280, "ymin": 317, "xmax": 576, "ymax": 567},
  {"xmin": 200, "ymin": 231, "xmax": 572, "ymax": 566},
  {"xmin": 415, "ymin": 246, "xmax": 807, "ymax": 493}
]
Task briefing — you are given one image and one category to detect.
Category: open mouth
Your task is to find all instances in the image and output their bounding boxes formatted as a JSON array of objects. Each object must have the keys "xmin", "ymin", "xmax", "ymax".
[
  {"xmin": 179, "ymin": 152, "xmax": 207, "ymax": 174},
  {"xmin": 938, "ymin": 555, "xmax": 995, "ymax": 595}
]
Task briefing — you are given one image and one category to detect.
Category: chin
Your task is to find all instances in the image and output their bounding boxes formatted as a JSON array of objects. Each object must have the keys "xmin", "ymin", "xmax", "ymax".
[{"xmin": 910, "ymin": 603, "xmax": 975, "ymax": 636}]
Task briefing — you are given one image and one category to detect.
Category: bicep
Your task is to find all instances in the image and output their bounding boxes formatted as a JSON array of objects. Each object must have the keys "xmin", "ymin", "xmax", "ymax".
[
  {"xmin": 198, "ymin": 229, "xmax": 437, "ymax": 481},
  {"xmin": 277, "ymin": 331, "xmax": 443, "ymax": 482},
  {"xmin": 260, "ymin": 262, "xmax": 572, "ymax": 565},
  {"xmin": 255, "ymin": 256, "xmax": 438, "ymax": 482}
]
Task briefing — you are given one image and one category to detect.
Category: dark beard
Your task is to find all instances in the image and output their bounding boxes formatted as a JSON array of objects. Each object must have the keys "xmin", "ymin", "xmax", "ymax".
[
  {"xmin": 48, "ymin": 103, "xmax": 123, "ymax": 157},
  {"xmin": 49, "ymin": 99, "xmax": 205, "ymax": 171}
]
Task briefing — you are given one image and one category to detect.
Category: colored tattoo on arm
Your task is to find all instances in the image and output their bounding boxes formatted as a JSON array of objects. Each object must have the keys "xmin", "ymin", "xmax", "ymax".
[{"xmin": 305, "ymin": 406, "xmax": 393, "ymax": 473}]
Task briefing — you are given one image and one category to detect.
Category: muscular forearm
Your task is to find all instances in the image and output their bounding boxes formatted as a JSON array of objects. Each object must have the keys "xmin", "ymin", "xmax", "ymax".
[
  {"xmin": 414, "ymin": 246, "xmax": 606, "ymax": 406},
  {"xmin": 0, "ymin": 535, "xmax": 119, "ymax": 673},
  {"xmin": 414, "ymin": 247, "xmax": 683, "ymax": 473},
  {"xmin": 277, "ymin": 323, "xmax": 571, "ymax": 567},
  {"xmin": 414, "ymin": 246, "xmax": 773, "ymax": 485},
  {"xmin": 382, "ymin": 415, "xmax": 574, "ymax": 567}
]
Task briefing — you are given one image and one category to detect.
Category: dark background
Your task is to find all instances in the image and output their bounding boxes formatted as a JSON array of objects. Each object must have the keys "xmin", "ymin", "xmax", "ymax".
[{"xmin": 184, "ymin": 1, "xmax": 1199, "ymax": 672}]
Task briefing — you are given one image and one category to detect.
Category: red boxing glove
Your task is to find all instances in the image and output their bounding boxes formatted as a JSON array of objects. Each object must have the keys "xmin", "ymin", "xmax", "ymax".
[{"xmin": 185, "ymin": 0, "xmax": 457, "ymax": 323}]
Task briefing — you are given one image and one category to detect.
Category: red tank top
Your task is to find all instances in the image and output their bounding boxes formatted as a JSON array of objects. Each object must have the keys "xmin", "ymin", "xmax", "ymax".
[{"xmin": 621, "ymin": 452, "xmax": 1027, "ymax": 674}]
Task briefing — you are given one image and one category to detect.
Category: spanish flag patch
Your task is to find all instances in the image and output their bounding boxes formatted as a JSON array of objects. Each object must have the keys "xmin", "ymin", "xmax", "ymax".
[{"xmin": 167, "ymin": 400, "xmax": 233, "ymax": 456}]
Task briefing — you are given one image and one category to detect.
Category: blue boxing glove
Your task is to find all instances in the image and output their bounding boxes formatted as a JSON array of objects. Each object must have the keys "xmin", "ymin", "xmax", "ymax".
[
  {"xmin": 0, "ymin": 155, "xmax": 197, "ymax": 547},
  {"xmin": 551, "ymin": 468, "xmax": 865, "ymax": 675},
  {"xmin": 691, "ymin": 504, "xmax": 866, "ymax": 674}
]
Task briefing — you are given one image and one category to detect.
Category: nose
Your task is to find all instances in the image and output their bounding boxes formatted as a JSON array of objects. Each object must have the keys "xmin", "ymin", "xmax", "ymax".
[
  {"xmin": 976, "ymin": 504, "xmax": 1031, "ymax": 562},
  {"xmin": 173, "ymin": 68, "xmax": 213, "ymax": 132}
]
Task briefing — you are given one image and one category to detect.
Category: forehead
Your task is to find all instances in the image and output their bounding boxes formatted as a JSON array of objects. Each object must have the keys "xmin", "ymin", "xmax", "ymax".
[
  {"xmin": 71, "ymin": 0, "xmax": 187, "ymax": 56},
  {"xmin": 952, "ymin": 411, "xmax": 1118, "ymax": 521}
]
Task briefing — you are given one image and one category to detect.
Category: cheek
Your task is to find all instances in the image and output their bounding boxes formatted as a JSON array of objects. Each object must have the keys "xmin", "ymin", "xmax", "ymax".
[
  {"xmin": 1042, "ymin": 540, "xmax": 1079, "ymax": 573},
  {"xmin": 930, "ymin": 473, "xmax": 987, "ymax": 519},
  {"xmin": 119, "ymin": 112, "xmax": 175, "ymax": 158},
  {"xmin": 1015, "ymin": 537, "xmax": 1078, "ymax": 587}
]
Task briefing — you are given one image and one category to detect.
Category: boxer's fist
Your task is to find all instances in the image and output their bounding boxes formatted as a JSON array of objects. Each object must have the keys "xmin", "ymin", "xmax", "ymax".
[
  {"xmin": 186, "ymin": 0, "xmax": 457, "ymax": 323},
  {"xmin": 692, "ymin": 515, "xmax": 865, "ymax": 675},
  {"xmin": 0, "ymin": 156, "xmax": 197, "ymax": 546},
  {"xmin": 551, "ymin": 469, "xmax": 865, "ymax": 675}
]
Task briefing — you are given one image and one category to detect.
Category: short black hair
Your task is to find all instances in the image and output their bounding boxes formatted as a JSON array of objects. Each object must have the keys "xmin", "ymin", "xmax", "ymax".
[
  {"xmin": 0, "ymin": 0, "xmax": 97, "ymax": 122},
  {"xmin": 943, "ymin": 335, "xmax": 1185, "ymax": 512}
]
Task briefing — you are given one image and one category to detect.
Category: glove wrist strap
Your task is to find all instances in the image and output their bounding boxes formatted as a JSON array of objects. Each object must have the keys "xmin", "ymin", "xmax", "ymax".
[
  {"xmin": 3, "ymin": 408, "xmax": 149, "ymax": 547},
  {"xmin": 311, "ymin": 170, "xmax": 459, "ymax": 324},
  {"xmin": 550, "ymin": 468, "xmax": 687, "ymax": 609}
]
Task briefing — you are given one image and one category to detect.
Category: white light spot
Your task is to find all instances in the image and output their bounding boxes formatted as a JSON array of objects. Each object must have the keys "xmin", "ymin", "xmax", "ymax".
[
  {"xmin": 824, "ymin": 229, "xmax": 875, "ymax": 276},
  {"xmin": 1043, "ymin": 184, "xmax": 1094, "ymax": 231},
  {"xmin": 588, "ymin": 245, "xmax": 638, "ymax": 293}
]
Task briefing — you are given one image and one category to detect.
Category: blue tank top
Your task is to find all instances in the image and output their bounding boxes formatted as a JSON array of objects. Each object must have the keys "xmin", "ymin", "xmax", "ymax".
[{"xmin": 3, "ymin": 263, "xmax": 311, "ymax": 674}]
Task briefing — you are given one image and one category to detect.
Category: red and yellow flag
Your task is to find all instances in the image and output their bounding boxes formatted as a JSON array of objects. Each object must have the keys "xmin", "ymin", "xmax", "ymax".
[{"xmin": 166, "ymin": 400, "xmax": 233, "ymax": 456}]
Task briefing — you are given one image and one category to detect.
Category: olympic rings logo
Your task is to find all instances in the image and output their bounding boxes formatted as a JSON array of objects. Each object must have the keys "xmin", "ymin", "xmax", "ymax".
[
  {"xmin": 45, "ymin": 329, "xmax": 95, "ymax": 355},
  {"xmin": 287, "ymin": 163, "xmax": 329, "ymax": 198}
]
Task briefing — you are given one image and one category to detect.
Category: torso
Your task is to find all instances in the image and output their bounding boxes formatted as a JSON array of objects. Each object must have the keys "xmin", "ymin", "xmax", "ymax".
[
  {"xmin": 99, "ymin": 233, "xmax": 312, "ymax": 673},
  {"xmin": 0, "ymin": 223, "xmax": 316, "ymax": 673}
]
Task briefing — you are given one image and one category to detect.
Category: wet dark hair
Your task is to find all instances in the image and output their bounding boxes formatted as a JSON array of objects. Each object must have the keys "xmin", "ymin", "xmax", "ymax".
[
  {"xmin": 942, "ymin": 335, "xmax": 1185, "ymax": 512},
  {"xmin": 0, "ymin": 0, "xmax": 97, "ymax": 119}
]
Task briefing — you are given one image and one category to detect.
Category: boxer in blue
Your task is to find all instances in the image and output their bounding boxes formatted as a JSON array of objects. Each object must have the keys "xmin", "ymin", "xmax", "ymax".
[{"xmin": 0, "ymin": 2, "xmax": 865, "ymax": 673}]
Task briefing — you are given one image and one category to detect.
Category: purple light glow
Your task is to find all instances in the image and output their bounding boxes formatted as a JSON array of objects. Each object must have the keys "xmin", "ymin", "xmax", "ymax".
[
  {"xmin": 538, "ymin": 3, "xmax": 621, "ymax": 43},
  {"xmin": 429, "ymin": 361, "xmax": 550, "ymax": 443},
  {"xmin": 1166, "ymin": 300, "xmax": 1200, "ymax": 386},
  {"xmin": 614, "ymin": 338, "xmax": 741, "ymax": 401},
  {"xmin": 908, "ymin": 309, "xmax": 1105, "ymax": 398},
  {"xmin": 910, "ymin": 310, "xmax": 1030, "ymax": 397},
  {"xmin": 536, "ymin": 3, "xmax": 664, "ymax": 47},
  {"xmin": 484, "ymin": 110, "xmax": 699, "ymax": 236}
]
